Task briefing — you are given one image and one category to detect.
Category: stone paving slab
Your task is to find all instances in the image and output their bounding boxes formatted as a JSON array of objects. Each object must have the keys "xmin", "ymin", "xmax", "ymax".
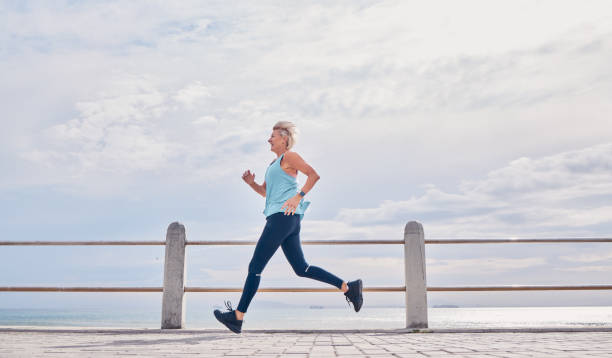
[{"xmin": 0, "ymin": 328, "xmax": 611, "ymax": 357}]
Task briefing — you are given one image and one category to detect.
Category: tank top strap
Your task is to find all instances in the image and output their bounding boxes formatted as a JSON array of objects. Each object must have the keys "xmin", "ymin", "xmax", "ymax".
[{"xmin": 278, "ymin": 152, "xmax": 285, "ymax": 166}]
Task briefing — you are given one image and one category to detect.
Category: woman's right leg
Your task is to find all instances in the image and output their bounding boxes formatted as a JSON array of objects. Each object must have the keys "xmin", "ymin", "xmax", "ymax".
[{"xmin": 236, "ymin": 213, "xmax": 294, "ymax": 314}]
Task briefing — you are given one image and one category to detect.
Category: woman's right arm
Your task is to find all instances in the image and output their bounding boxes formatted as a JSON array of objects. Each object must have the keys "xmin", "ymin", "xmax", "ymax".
[
  {"xmin": 242, "ymin": 170, "xmax": 266, "ymax": 197},
  {"xmin": 249, "ymin": 181, "xmax": 266, "ymax": 197}
]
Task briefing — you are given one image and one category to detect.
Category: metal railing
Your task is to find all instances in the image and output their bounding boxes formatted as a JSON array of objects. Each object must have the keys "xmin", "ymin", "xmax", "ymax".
[{"xmin": 1, "ymin": 221, "xmax": 611, "ymax": 329}]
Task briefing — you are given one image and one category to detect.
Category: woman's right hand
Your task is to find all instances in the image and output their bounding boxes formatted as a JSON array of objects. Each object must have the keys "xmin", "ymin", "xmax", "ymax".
[{"xmin": 242, "ymin": 170, "xmax": 255, "ymax": 185}]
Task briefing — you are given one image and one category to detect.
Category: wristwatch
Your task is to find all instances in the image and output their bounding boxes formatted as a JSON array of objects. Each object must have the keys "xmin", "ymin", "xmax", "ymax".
[{"xmin": 299, "ymin": 191, "xmax": 306, "ymax": 197}]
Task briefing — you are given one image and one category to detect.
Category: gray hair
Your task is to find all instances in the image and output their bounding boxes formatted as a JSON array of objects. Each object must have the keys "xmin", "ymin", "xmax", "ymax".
[{"xmin": 273, "ymin": 121, "xmax": 298, "ymax": 150}]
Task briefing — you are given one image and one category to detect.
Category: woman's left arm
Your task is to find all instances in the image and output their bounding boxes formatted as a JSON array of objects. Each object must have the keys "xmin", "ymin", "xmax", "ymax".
[
  {"xmin": 286, "ymin": 151, "xmax": 320, "ymax": 194},
  {"xmin": 280, "ymin": 152, "xmax": 320, "ymax": 215}
]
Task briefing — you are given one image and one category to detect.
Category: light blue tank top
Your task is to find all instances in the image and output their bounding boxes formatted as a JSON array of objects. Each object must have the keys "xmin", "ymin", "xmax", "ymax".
[{"xmin": 263, "ymin": 153, "xmax": 311, "ymax": 219}]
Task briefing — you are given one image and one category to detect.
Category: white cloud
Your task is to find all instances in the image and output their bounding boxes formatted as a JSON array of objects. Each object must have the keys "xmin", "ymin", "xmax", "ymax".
[
  {"xmin": 335, "ymin": 143, "xmax": 612, "ymax": 237},
  {"xmin": 198, "ymin": 267, "xmax": 243, "ymax": 282},
  {"xmin": 19, "ymin": 74, "xmax": 181, "ymax": 180},
  {"xmin": 559, "ymin": 252, "xmax": 612, "ymax": 263},
  {"xmin": 172, "ymin": 81, "xmax": 211, "ymax": 106},
  {"xmin": 3, "ymin": 0, "xmax": 612, "ymax": 197},
  {"xmin": 14, "ymin": 75, "xmax": 284, "ymax": 194},
  {"xmin": 300, "ymin": 219, "xmax": 399, "ymax": 241},
  {"xmin": 427, "ymin": 257, "xmax": 548, "ymax": 275},
  {"xmin": 554, "ymin": 265, "xmax": 612, "ymax": 273},
  {"xmin": 192, "ymin": 115, "xmax": 218, "ymax": 127},
  {"xmin": 340, "ymin": 257, "xmax": 404, "ymax": 271}
]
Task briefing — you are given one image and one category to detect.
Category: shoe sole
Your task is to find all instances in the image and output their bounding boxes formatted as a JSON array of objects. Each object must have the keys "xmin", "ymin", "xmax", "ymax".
[
  {"xmin": 214, "ymin": 310, "xmax": 242, "ymax": 334},
  {"xmin": 354, "ymin": 279, "xmax": 363, "ymax": 312}
]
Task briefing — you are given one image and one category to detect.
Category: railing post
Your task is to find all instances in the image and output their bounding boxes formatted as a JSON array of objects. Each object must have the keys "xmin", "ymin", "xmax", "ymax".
[
  {"xmin": 404, "ymin": 221, "xmax": 428, "ymax": 328},
  {"xmin": 161, "ymin": 222, "xmax": 186, "ymax": 329}
]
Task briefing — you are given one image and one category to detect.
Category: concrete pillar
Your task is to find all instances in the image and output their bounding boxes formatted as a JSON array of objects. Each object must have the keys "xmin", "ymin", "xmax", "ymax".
[
  {"xmin": 404, "ymin": 221, "xmax": 428, "ymax": 328},
  {"xmin": 161, "ymin": 222, "xmax": 186, "ymax": 329}
]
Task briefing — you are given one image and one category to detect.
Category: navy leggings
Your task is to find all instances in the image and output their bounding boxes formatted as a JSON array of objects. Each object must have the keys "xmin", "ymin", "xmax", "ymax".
[{"xmin": 237, "ymin": 212, "xmax": 344, "ymax": 313}]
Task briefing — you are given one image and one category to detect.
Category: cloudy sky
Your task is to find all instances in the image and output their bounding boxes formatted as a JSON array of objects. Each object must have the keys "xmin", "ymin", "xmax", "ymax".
[{"xmin": 1, "ymin": 0, "xmax": 612, "ymax": 314}]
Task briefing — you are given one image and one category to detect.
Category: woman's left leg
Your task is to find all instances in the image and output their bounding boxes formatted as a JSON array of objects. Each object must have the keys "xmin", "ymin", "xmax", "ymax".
[{"xmin": 281, "ymin": 224, "xmax": 344, "ymax": 289}]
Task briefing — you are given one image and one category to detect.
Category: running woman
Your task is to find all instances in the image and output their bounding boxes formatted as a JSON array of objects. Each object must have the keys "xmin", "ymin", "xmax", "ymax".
[{"xmin": 214, "ymin": 121, "xmax": 363, "ymax": 334}]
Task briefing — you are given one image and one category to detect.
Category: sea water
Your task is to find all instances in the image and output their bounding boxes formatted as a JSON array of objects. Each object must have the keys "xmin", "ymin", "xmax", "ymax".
[{"xmin": 1, "ymin": 306, "xmax": 611, "ymax": 329}]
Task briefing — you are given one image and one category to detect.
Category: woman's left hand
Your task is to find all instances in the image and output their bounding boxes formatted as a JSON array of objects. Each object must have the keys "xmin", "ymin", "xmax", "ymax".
[{"xmin": 281, "ymin": 195, "xmax": 302, "ymax": 215}]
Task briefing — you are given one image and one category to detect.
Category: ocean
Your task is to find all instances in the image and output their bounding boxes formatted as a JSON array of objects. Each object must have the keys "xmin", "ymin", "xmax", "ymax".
[{"xmin": 1, "ymin": 306, "xmax": 611, "ymax": 330}]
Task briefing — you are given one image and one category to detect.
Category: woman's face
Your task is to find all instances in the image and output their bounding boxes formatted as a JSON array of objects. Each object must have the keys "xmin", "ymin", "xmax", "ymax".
[{"xmin": 268, "ymin": 129, "xmax": 287, "ymax": 152}]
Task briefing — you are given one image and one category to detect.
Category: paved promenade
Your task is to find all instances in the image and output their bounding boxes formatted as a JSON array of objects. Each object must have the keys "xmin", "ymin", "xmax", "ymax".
[{"xmin": 1, "ymin": 327, "xmax": 612, "ymax": 357}]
